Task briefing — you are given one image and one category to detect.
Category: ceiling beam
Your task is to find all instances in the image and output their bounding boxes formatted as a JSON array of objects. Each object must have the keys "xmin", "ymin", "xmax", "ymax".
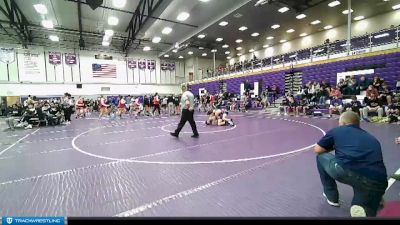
[
  {"xmin": 66, "ymin": 0, "xmax": 197, "ymax": 28},
  {"xmin": 123, "ymin": 0, "xmax": 164, "ymax": 54},
  {"xmin": 77, "ymin": 0, "xmax": 84, "ymax": 49},
  {"xmin": 0, "ymin": 0, "xmax": 32, "ymax": 48}
]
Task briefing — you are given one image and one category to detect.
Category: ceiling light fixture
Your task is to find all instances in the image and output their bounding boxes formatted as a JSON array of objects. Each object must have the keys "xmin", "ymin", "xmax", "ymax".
[
  {"xmin": 249, "ymin": 49, "xmax": 255, "ymax": 53},
  {"xmin": 251, "ymin": 32, "xmax": 260, "ymax": 37},
  {"xmin": 342, "ymin": 9, "xmax": 354, "ymax": 14},
  {"xmin": 108, "ymin": 16, "xmax": 119, "ymax": 26},
  {"xmin": 296, "ymin": 14, "xmax": 306, "ymax": 19},
  {"xmin": 263, "ymin": 44, "xmax": 269, "ymax": 48},
  {"xmin": 236, "ymin": 39, "xmax": 243, "ymax": 43},
  {"xmin": 392, "ymin": 4, "xmax": 400, "ymax": 9},
  {"xmin": 103, "ymin": 35, "xmax": 110, "ymax": 41},
  {"xmin": 211, "ymin": 49, "xmax": 217, "ymax": 53},
  {"xmin": 354, "ymin": 16, "xmax": 365, "ymax": 21},
  {"xmin": 299, "ymin": 33, "xmax": 308, "ymax": 37},
  {"xmin": 49, "ymin": 35, "xmax": 59, "ymax": 42},
  {"xmin": 236, "ymin": 47, "xmax": 242, "ymax": 50},
  {"xmin": 280, "ymin": 40, "xmax": 287, "ymax": 43},
  {"xmin": 222, "ymin": 44, "xmax": 229, "ymax": 48},
  {"xmin": 278, "ymin": 7, "xmax": 289, "ymax": 13},
  {"xmin": 112, "ymin": 0, "xmax": 127, "ymax": 8},
  {"xmin": 328, "ymin": 0, "xmax": 341, "ymax": 7},
  {"xmin": 202, "ymin": 53, "xmax": 208, "ymax": 56},
  {"xmin": 41, "ymin": 20, "xmax": 54, "ymax": 29},
  {"xmin": 219, "ymin": 21, "xmax": 228, "ymax": 26},
  {"xmin": 310, "ymin": 20, "xmax": 321, "ymax": 25},
  {"xmin": 33, "ymin": 4, "xmax": 48, "ymax": 14},
  {"xmin": 143, "ymin": 46, "xmax": 151, "ymax": 51},
  {"xmin": 239, "ymin": 26, "xmax": 248, "ymax": 31},
  {"xmin": 188, "ymin": 51, "xmax": 193, "ymax": 55},
  {"xmin": 324, "ymin": 25, "xmax": 333, "ymax": 30},
  {"xmin": 179, "ymin": 56, "xmax": 184, "ymax": 59},
  {"xmin": 266, "ymin": 36, "xmax": 274, "ymax": 40},
  {"xmin": 105, "ymin": 29, "xmax": 114, "ymax": 36},
  {"xmin": 152, "ymin": 36, "xmax": 161, "ymax": 43},
  {"xmin": 102, "ymin": 41, "xmax": 110, "ymax": 46},
  {"xmin": 172, "ymin": 49, "xmax": 178, "ymax": 53},
  {"xmin": 287, "ymin": 29, "xmax": 295, "ymax": 33},
  {"xmin": 271, "ymin": 24, "xmax": 280, "ymax": 29},
  {"xmin": 225, "ymin": 51, "xmax": 230, "ymax": 54},
  {"xmin": 216, "ymin": 38, "xmax": 223, "ymax": 42},
  {"xmin": 177, "ymin": 12, "xmax": 190, "ymax": 21},
  {"xmin": 198, "ymin": 34, "xmax": 206, "ymax": 39},
  {"xmin": 164, "ymin": 55, "xmax": 169, "ymax": 58},
  {"xmin": 162, "ymin": 27, "xmax": 173, "ymax": 35}
]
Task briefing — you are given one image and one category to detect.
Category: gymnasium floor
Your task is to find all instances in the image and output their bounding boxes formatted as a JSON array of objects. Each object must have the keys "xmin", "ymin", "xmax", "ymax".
[{"xmin": 0, "ymin": 112, "xmax": 399, "ymax": 217}]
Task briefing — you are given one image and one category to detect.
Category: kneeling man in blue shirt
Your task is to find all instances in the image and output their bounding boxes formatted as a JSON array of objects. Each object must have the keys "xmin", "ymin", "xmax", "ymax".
[{"xmin": 315, "ymin": 111, "xmax": 388, "ymax": 217}]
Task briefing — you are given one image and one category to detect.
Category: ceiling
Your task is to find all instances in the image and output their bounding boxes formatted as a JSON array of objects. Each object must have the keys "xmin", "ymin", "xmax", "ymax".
[
  {"xmin": 163, "ymin": 0, "xmax": 400, "ymax": 60},
  {"xmin": 0, "ymin": 0, "xmax": 399, "ymax": 59},
  {"xmin": 0, "ymin": 0, "xmax": 248, "ymax": 54}
]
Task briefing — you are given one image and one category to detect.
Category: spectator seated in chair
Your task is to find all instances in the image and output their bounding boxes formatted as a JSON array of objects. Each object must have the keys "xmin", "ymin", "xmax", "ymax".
[
  {"xmin": 279, "ymin": 95, "xmax": 297, "ymax": 116},
  {"xmin": 329, "ymin": 96, "xmax": 344, "ymax": 117},
  {"xmin": 345, "ymin": 96, "xmax": 362, "ymax": 116},
  {"xmin": 362, "ymin": 93, "xmax": 384, "ymax": 121},
  {"xmin": 296, "ymin": 98, "xmax": 309, "ymax": 116},
  {"xmin": 47, "ymin": 102, "xmax": 63, "ymax": 126},
  {"xmin": 387, "ymin": 96, "xmax": 400, "ymax": 123},
  {"xmin": 378, "ymin": 83, "xmax": 393, "ymax": 106},
  {"xmin": 358, "ymin": 76, "xmax": 371, "ymax": 92}
]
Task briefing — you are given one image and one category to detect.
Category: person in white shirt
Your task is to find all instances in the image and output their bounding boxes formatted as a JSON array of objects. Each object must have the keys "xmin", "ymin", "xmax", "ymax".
[{"xmin": 170, "ymin": 85, "xmax": 199, "ymax": 138}]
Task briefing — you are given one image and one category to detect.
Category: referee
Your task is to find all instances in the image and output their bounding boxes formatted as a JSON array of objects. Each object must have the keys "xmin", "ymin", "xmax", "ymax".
[{"xmin": 170, "ymin": 85, "xmax": 199, "ymax": 138}]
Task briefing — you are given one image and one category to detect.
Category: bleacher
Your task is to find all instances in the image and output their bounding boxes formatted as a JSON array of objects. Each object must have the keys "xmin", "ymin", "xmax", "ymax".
[{"xmin": 190, "ymin": 26, "xmax": 400, "ymax": 97}]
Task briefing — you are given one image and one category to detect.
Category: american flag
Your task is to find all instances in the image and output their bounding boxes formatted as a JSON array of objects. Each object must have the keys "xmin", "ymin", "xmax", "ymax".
[{"xmin": 92, "ymin": 64, "xmax": 117, "ymax": 78}]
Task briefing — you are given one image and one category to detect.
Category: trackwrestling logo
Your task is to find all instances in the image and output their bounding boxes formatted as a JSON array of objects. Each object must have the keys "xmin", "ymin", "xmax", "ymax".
[{"xmin": 1, "ymin": 217, "xmax": 64, "ymax": 225}]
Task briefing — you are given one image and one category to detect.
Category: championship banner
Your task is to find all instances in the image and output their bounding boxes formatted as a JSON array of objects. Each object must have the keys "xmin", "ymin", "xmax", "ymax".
[
  {"xmin": 127, "ymin": 59, "xmax": 137, "ymax": 69},
  {"xmin": 168, "ymin": 62, "xmax": 175, "ymax": 71},
  {"xmin": 49, "ymin": 52, "xmax": 62, "ymax": 65},
  {"xmin": 65, "ymin": 53, "xmax": 77, "ymax": 65},
  {"xmin": 0, "ymin": 47, "xmax": 16, "ymax": 64},
  {"xmin": 161, "ymin": 61, "xmax": 169, "ymax": 71},
  {"xmin": 138, "ymin": 59, "xmax": 146, "ymax": 70},
  {"xmin": 147, "ymin": 59, "xmax": 155, "ymax": 71},
  {"xmin": 23, "ymin": 52, "xmax": 41, "ymax": 76}
]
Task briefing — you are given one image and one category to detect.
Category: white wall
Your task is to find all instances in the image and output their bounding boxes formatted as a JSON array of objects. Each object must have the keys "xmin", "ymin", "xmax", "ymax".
[
  {"xmin": 0, "ymin": 45, "xmax": 184, "ymax": 85},
  {"xmin": 0, "ymin": 83, "xmax": 181, "ymax": 96},
  {"xmin": 229, "ymin": 10, "xmax": 400, "ymax": 64}
]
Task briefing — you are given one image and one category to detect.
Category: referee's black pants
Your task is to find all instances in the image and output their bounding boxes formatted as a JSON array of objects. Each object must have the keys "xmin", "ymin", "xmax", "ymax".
[{"xmin": 174, "ymin": 109, "xmax": 198, "ymax": 136}]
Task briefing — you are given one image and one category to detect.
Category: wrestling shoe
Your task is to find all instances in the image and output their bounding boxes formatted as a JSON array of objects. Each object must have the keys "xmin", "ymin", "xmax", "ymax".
[{"xmin": 323, "ymin": 193, "xmax": 340, "ymax": 207}]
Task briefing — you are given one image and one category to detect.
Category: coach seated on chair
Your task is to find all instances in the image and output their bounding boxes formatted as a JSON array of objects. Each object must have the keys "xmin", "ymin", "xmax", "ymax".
[{"xmin": 315, "ymin": 111, "xmax": 388, "ymax": 217}]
